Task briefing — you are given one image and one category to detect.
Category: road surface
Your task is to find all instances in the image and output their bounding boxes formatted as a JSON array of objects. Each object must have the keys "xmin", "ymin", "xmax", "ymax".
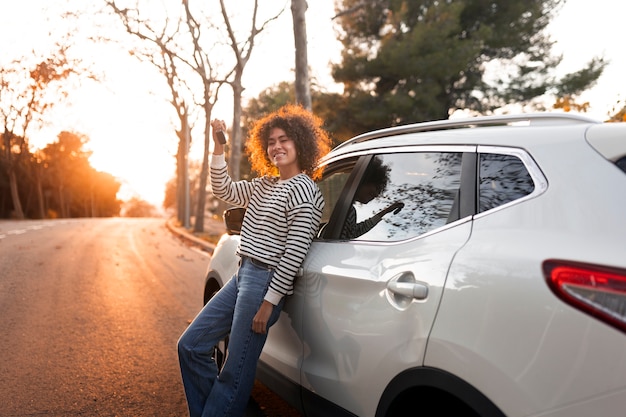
[{"xmin": 0, "ymin": 218, "xmax": 300, "ymax": 417}]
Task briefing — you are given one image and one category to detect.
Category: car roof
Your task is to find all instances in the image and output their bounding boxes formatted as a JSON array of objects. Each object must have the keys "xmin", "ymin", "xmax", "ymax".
[{"xmin": 320, "ymin": 113, "xmax": 619, "ymax": 163}]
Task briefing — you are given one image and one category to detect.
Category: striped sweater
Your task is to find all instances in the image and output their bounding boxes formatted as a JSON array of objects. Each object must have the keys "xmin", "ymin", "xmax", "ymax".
[{"xmin": 210, "ymin": 154, "xmax": 324, "ymax": 305}]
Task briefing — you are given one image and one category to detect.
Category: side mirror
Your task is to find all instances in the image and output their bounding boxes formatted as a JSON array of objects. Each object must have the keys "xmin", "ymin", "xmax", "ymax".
[{"xmin": 223, "ymin": 207, "xmax": 246, "ymax": 235}]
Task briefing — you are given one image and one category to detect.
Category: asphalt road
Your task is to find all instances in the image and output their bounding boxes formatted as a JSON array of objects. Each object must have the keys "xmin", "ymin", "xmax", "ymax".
[{"xmin": 0, "ymin": 218, "xmax": 300, "ymax": 417}]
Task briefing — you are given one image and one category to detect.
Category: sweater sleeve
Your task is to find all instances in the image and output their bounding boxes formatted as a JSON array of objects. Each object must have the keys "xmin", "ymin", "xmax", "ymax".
[
  {"xmin": 209, "ymin": 156, "xmax": 254, "ymax": 207},
  {"xmin": 211, "ymin": 153, "xmax": 226, "ymax": 168}
]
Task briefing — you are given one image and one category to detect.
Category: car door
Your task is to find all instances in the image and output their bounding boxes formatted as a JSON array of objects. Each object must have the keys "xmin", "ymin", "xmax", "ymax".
[
  {"xmin": 298, "ymin": 148, "xmax": 475, "ymax": 417},
  {"xmin": 258, "ymin": 157, "xmax": 359, "ymax": 396}
]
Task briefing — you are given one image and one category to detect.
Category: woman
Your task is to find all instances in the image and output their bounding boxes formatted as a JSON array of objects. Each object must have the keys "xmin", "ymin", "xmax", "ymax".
[{"xmin": 178, "ymin": 104, "xmax": 331, "ymax": 417}]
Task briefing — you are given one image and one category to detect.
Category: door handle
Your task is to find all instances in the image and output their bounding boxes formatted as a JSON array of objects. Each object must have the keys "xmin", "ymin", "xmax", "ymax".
[{"xmin": 387, "ymin": 281, "xmax": 428, "ymax": 300}]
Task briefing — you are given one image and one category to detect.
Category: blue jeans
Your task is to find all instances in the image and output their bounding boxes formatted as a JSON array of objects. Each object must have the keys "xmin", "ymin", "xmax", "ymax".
[{"xmin": 178, "ymin": 258, "xmax": 284, "ymax": 417}]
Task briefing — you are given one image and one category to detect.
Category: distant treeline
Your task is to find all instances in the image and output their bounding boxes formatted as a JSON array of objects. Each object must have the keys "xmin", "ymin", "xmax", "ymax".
[{"xmin": 1, "ymin": 130, "xmax": 121, "ymax": 219}]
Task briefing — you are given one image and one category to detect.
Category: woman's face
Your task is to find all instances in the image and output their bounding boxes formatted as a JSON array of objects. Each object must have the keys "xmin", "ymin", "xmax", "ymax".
[{"xmin": 267, "ymin": 127, "xmax": 300, "ymax": 175}]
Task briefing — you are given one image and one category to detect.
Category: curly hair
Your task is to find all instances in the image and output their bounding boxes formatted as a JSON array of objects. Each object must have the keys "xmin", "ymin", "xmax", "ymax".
[
  {"xmin": 362, "ymin": 156, "xmax": 391, "ymax": 196},
  {"xmin": 245, "ymin": 104, "xmax": 332, "ymax": 180}
]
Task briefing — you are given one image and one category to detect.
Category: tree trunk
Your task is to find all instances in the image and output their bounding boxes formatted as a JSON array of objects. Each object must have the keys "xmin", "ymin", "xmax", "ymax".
[
  {"xmin": 8, "ymin": 169, "xmax": 25, "ymax": 219},
  {"xmin": 58, "ymin": 184, "xmax": 67, "ymax": 218},
  {"xmin": 230, "ymin": 76, "xmax": 244, "ymax": 181},
  {"xmin": 176, "ymin": 138, "xmax": 185, "ymax": 225},
  {"xmin": 291, "ymin": 0, "xmax": 312, "ymax": 110},
  {"xmin": 36, "ymin": 172, "xmax": 45, "ymax": 219},
  {"xmin": 182, "ymin": 115, "xmax": 191, "ymax": 228},
  {"xmin": 193, "ymin": 108, "xmax": 212, "ymax": 233}
]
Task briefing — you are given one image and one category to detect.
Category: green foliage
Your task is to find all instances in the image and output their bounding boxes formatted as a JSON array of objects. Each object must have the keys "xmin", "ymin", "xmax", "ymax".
[
  {"xmin": 244, "ymin": 82, "xmax": 298, "ymax": 127},
  {"xmin": 243, "ymin": 82, "xmax": 349, "ymax": 147},
  {"xmin": 330, "ymin": 0, "xmax": 605, "ymax": 131}
]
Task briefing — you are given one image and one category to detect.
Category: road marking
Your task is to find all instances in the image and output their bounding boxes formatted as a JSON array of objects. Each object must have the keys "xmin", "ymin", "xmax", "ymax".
[{"xmin": 0, "ymin": 221, "xmax": 66, "ymax": 240}]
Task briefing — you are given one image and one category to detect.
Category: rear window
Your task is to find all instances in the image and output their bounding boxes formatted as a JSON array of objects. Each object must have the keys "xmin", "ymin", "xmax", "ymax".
[
  {"xmin": 479, "ymin": 153, "xmax": 535, "ymax": 213},
  {"xmin": 616, "ymin": 156, "xmax": 626, "ymax": 174}
]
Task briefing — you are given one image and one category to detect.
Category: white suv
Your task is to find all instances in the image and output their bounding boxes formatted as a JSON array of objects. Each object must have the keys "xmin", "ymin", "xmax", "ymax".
[{"xmin": 203, "ymin": 113, "xmax": 626, "ymax": 417}]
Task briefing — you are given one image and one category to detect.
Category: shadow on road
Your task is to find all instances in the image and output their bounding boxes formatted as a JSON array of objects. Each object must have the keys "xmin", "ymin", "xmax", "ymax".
[{"xmin": 249, "ymin": 380, "xmax": 303, "ymax": 417}]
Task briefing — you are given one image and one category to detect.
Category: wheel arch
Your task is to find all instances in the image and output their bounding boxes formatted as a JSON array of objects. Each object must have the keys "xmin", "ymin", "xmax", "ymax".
[
  {"xmin": 375, "ymin": 367, "xmax": 506, "ymax": 417},
  {"xmin": 203, "ymin": 271, "xmax": 223, "ymax": 305}
]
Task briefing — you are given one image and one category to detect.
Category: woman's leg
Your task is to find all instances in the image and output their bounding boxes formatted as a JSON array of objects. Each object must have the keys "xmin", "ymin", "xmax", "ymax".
[
  {"xmin": 178, "ymin": 275, "xmax": 238, "ymax": 417},
  {"xmin": 202, "ymin": 259, "xmax": 284, "ymax": 417}
]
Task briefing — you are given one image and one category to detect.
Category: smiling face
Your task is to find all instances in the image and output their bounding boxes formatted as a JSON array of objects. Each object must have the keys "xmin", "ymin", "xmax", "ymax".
[{"xmin": 267, "ymin": 127, "xmax": 301, "ymax": 179}]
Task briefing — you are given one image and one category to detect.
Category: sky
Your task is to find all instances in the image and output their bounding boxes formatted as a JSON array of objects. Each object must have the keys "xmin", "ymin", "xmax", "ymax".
[{"xmin": 0, "ymin": 0, "xmax": 622, "ymax": 207}]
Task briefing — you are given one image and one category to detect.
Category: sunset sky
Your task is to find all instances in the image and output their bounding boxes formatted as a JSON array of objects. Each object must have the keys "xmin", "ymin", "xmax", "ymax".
[{"xmin": 0, "ymin": 0, "xmax": 622, "ymax": 207}]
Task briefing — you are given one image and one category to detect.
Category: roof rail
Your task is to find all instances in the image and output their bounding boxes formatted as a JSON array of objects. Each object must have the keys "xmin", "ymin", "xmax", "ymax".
[{"xmin": 333, "ymin": 113, "xmax": 599, "ymax": 151}]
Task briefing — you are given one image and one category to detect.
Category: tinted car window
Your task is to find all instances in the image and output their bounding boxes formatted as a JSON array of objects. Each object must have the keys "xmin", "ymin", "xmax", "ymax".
[
  {"xmin": 479, "ymin": 153, "xmax": 535, "ymax": 213},
  {"xmin": 316, "ymin": 159, "xmax": 357, "ymax": 236},
  {"xmin": 341, "ymin": 152, "xmax": 462, "ymax": 241},
  {"xmin": 617, "ymin": 156, "xmax": 626, "ymax": 174}
]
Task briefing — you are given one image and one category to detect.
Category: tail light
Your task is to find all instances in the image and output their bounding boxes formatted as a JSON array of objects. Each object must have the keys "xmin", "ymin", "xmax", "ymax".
[{"xmin": 543, "ymin": 259, "xmax": 626, "ymax": 334}]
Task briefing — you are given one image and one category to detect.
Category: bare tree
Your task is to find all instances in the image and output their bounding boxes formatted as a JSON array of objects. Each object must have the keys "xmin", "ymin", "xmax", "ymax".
[
  {"xmin": 291, "ymin": 0, "xmax": 312, "ymax": 110},
  {"xmin": 179, "ymin": 0, "xmax": 229, "ymax": 232},
  {"xmin": 106, "ymin": 0, "xmax": 283, "ymax": 233},
  {"xmin": 105, "ymin": 1, "xmax": 224, "ymax": 230},
  {"xmin": 218, "ymin": 0, "xmax": 284, "ymax": 182}
]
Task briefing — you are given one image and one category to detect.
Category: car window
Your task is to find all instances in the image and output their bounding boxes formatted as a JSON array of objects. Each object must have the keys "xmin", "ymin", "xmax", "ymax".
[
  {"xmin": 479, "ymin": 153, "xmax": 535, "ymax": 213},
  {"xmin": 340, "ymin": 152, "xmax": 462, "ymax": 241},
  {"xmin": 316, "ymin": 159, "xmax": 357, "ymax": 236},
  {"xmin": 617, "ymin": 156, "xmax": 626, "ymax": 174}
]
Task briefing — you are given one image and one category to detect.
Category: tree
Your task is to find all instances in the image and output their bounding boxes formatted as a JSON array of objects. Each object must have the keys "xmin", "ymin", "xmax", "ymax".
[
  {"xmin": 89, "ymin": 170, "xmax": 121, "ymax": 217},
  {"xmin": 105, "ymin": 1, "xmax": 201, "ymax": 228},
  {"xmin": 41, "ymin": 131, "xmax": 90, "ymax": 217},
  {"xmin": 185, "ymin": 0, "xmax": 284, "ymax": 232},
  {"xmin": 243, "ymin": 81, "xmax": 351, "ymax": 151},
  {"xmin": 40, "ymin": 131, "xmax": 121, "ymax": 218},
  {"xmin": 164, "ymin": 159, "xmax": 224, "ymax": 221},
  {"xmin": 331, "ymin": 0, "xmax": 606, "ymax": 131},
  {"xmin": 607, "ymin": 98, "xmax": 626, "ymax": 123},
  {"xmin": 0, "ymin": 45, "xmax": 83, "ymax": 219},
  {"xmin": 291, "ymin": 0, "xmax": 312, "ymax": 110},
  {"xmin": 106, "ymin": 0, "xmax": 282, "ymax": 233},
  {"xmin": 552, "ymin": 95, "xmax": 590, "ymax": 114},
  {"xmin": 0, "ymin": 128, "xmax": 120, "ymax": 219},
  {"xmin": 122, "ymin": 197, "xmax": 160, "ymax": 217}
]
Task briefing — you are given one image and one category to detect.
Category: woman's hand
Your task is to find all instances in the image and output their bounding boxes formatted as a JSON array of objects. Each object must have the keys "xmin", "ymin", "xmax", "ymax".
[
  {"xmin": 210, "ymin": 119, "xmax": 227, "ymax": 154},
  {"xmin": 252, "ymin": 300, "xmax": 274, "ymax": 334}
]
